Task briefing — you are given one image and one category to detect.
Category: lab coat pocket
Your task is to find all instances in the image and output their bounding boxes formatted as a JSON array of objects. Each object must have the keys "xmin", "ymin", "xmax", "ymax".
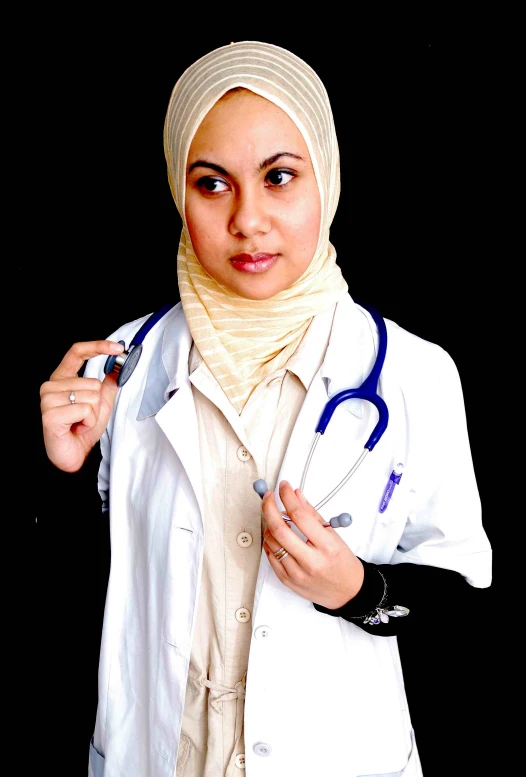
[
  {"xmin": 162, "ymin": 526, "xmax": 199, "ymax": 652},
  {"xmin": 361, "ymin": 471, "xmax": 416, "ymax": 562},
  {"xmin": 88, "ymin": 737, "xmax": 105, "ymax": 777},
  {"xmin": 358, "ymin": 729, "xmax": 421, "ymax": 777},
  {"xmin": 330, "ymin": 467, "xmax": 415, "ymax": 562}
]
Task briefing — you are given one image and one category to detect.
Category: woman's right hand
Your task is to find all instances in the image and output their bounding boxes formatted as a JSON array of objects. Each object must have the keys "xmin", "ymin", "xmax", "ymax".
[{"xmin": 40, "ymin": 340, "xmax": 125, "ymax": 473}]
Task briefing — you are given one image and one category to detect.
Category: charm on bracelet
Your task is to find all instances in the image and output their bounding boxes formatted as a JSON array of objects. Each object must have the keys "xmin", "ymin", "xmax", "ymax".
[{"xmin": 363, "ymin": 605, "xmax": 410, "ymax": 625}]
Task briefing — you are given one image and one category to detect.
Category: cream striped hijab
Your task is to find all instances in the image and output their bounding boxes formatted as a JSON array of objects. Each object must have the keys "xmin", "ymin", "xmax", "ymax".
[{"xmin": 163, "ymin": 41, "xmax": 348, "ymax": 413}]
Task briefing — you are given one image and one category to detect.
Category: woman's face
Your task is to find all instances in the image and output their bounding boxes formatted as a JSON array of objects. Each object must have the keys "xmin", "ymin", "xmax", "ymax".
[{"xmin": 185, "ymin": 89, "xmax": 321, "ymax": 300}]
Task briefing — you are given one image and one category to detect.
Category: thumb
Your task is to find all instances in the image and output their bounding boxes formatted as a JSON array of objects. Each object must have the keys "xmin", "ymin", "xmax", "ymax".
[
  {"xmin": 100, "ymin": 371, "xmax": 121, "ymax": 412},
  {"xmin": 79, "ymin": 371, "xmax": 121, "ymax": 437}
]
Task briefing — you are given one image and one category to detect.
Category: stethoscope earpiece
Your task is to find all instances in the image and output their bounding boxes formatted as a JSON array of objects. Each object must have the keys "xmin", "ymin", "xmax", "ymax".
[
  {"xmin": 104, "ymin": 341, "xmax": 144, "ymax": 387},
  {"xmin": 253, "ymin": 479, "xmax": 268, "ymax": 498},
  {"xmin": 252, "ymin": 479, "xmax": 352, "ymax": 529},
  {"xmin": 329, "ymin": 512, "xmax": 352, "ymax": 528}
]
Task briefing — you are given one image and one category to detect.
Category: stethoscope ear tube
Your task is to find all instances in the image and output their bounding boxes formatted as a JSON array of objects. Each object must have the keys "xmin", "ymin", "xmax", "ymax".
[
  {"xmin": 254, "ymin": 302, "xmax": 390, "ymax": 525},
  {"xmin": 315, "ymin": 302, "xmax": 389, "ymax": 451},
  {"xmin": 316, "ymin": 391, "xmax": 388, "ymax": 451}
]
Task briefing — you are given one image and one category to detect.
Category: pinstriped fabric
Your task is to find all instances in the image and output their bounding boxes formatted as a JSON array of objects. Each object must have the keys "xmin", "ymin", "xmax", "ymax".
[{"xmin": 163, "ymin": 41, "xmax": 348, "ymax": 412}]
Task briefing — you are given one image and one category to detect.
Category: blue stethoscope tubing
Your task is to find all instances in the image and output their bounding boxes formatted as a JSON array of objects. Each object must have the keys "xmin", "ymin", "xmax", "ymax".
[
  {"xmin": 104, "ymin": 300, "xmax": 389, "ymax": 515},
  {"xmin": 301, "ymin": 301, "xmax": 388, "ymax": 513}
]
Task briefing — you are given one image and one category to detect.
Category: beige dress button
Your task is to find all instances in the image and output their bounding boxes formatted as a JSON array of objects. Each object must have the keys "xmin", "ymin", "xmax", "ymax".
[
  {"xmin": 235, "ymin": 753, "xmax": 246, "ymax": 769},
  {"xmin": 237, "ymin": 445, "xmax": 251, "ymax": 461},
  {"xmin": 237, "ymin": 531, "xmax": 253, "ymax": 547},
  {"xmin": 235, "ymin": 607, "xmax": 251, "ymax": 623}
]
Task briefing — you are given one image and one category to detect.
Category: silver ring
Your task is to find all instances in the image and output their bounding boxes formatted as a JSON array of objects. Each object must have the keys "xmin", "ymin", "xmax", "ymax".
[
  {"xmin": 69, "ymin": 391, "xmax": 76, "ymax": 404},
  {"xmin": 274, "ymin": 547, "xmax": 289, "ymax": 562}
]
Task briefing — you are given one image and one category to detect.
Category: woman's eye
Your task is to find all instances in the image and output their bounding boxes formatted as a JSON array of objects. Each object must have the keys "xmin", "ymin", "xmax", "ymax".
[
  {"xmin": 196, "ymin": 176, "xmax": 229, "ymax": 193},
  {"xmin": 266, "ymin": 169, "xmax": 295, "ymax": 187}
]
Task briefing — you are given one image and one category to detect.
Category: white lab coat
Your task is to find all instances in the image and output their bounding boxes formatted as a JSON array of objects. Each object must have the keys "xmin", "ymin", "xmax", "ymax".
[{"xmin": 85, "ymin": 294, "xmax": 491, "ymax": 777}]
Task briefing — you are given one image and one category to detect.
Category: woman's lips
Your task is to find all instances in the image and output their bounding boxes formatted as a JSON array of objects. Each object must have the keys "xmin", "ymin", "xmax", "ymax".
[{"xmin": 229, "ymin": 253, "xmax": 279, "ymax": 273}]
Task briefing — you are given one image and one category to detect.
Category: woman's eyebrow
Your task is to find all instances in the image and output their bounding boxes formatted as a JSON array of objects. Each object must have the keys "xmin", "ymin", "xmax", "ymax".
[
  {"xmin": 258, "ymin": 152, "xmax": 305, "ymax": 170},
  {"xmin": 188, "ymin": 160, "xmax": 229, "ymax": 175},
  {"xmin": 188, "ymin": 152, "xmax": 305, "ymax": 177}
]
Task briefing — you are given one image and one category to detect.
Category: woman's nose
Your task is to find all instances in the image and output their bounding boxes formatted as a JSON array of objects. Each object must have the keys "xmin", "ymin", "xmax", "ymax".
[{"xmin": 229, "ymin": 190, "xmax": 271, "ymax": 237}]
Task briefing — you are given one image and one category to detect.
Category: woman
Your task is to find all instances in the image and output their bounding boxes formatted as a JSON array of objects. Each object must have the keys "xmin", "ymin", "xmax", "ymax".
[{"xmin": 40, "ymin": 41, "xmax": 492, "ymax": 777}]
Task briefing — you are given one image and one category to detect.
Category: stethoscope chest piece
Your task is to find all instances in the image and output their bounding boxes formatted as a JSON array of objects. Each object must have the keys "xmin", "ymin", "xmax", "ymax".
[
  {"xmin": 102, "ymin": 301, "xmax": 176, "ymax": 388},
  {"xmin": 104, "ymin": 341, "xmax": 143, "ymax": 387}
]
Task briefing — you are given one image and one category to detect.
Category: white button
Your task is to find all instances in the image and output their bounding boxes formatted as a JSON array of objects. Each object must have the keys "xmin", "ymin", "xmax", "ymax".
[
  {"xmin": 253, "ymin": 742, "xmax": 272, "ymax": 757},
  {"xmin": 237, "ymin": 531, "xmax": 253, "ymax": 547},
  {"xmin": 254, "ymin": 625, "xmax": 271, "ymax": 640},
  {"xmin": 237, "ymin": 445, "xmax": 251, "ymax": 461},
  {"xmin": 234, "ymin": 753, "xmax": 246, "ymax": 769},
  {"xmin": 235, "ymin": 607, "xmax": 251, "ymax": 623}
]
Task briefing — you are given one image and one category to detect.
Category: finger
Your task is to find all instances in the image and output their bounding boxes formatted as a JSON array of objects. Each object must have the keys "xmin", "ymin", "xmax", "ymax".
[
  {"xmin": 262, "ymin": 538, "xmax": 300, "ymax": 578},
  {"xmin": 40, "ymin": 373, "xmax": 119, "ymax": 436},
  {"xmin": 99, "ymin": 368, "xmax": 121, "ymax": 407},
  {"xmin": 40, "ymin": 386, "xmax": 102, "ymax": 410},
  {"xmin": 42, "ymin": 396, "xmax": 101, "ymax": 425},
  {"xmin": 278, "ymin": 481, "xmax": 330, "ymax": 547},
  {"xmin": 304, "ymin": 496, "xmax": 326, "ymax": 523},
  {"xmin": 50, "ymin": 340, "xmax": 124, "ymax": 381},
  {"xmin": 261, "ymin": 489, "xmax": 312, "ymax": 563},
  {"xmin": 296, "ymin": 489, "xmax": 329, "ymax": 526},
  {"xmin": 262, "ymin": 531, "xmax": 299, "ymax": 568},
  {"xmin": 40, "ymin": 377, "xmax": 106, "ymax": 400}
]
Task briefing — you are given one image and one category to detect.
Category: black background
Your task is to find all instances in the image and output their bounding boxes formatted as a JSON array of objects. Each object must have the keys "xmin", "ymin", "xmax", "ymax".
[{"xmin": 26, "ymin": 22, "xmax": 513, "ymax": 776}]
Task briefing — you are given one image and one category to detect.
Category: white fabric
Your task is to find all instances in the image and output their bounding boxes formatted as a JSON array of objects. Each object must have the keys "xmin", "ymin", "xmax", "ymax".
[{"xmin": 83, "ymin": 294, "xmax": 491, "ymax": 776}]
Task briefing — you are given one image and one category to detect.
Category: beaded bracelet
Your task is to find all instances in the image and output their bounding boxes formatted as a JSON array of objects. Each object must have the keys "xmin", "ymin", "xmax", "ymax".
[{"xmin": 350, "ymin": 569, "xmax": 410, "ymax": 625}]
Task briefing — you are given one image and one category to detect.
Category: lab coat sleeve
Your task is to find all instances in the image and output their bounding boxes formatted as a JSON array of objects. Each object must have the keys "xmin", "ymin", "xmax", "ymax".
[
  {"xmin": 81, "ymin": 315, "xmax": 149, "ymax": 511},
  {"xmin": 314, "ymin": 340, "xmax": 492, "ymax": 634},
  {"xmin": 388, "ymin": 341, "xmax": 492, "ymax": 588}
]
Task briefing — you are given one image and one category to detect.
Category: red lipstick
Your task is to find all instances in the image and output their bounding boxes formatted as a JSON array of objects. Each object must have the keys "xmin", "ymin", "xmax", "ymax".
[{"xmin": 229, "ymin": 253, "xmax": 279, "ymax": 273}]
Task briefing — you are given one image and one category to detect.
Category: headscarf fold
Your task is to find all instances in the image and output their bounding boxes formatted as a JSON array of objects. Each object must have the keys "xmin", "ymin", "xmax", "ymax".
[{"xmin": 164, "ymin": 41, "xmax": 348, "ymax": 413}]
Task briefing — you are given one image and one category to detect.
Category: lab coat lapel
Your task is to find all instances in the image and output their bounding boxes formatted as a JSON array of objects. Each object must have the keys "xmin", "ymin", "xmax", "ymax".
[
  {"xmin": 138, "ymin": 305, "xmax": 205, "ymax": 523},
  {"xmin": 273, "ymin": 374, "xmax": 329, "ymax": 512},
  {"xmin": 155, "ymin": 381, "xmax": 204, "ymax": 522}
]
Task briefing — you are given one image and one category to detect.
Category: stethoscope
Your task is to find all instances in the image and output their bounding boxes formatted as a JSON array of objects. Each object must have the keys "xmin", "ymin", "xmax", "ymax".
[
  {"xmin": 104, "ymin": 301, "xmax": 177, "ymax": 387},
  {"xmin": 104, "ymin": 300, "xmax": 389, "ymax": 530},
  {"xmin": 254, "ymin": 302, "xmax": 388, "ymax": 527}
]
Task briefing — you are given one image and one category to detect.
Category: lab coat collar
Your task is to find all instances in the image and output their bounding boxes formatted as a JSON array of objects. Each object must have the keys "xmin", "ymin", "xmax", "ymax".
[
  {"xmin": 184, "ymin": 304, "xmax": 340, "ymax": 447},
  {"xmin": 319, "ymin": 293, "xmax": 378, "ymax": 420},
  {"xmin": 137, "ymin": 303, "xmax": 191, "ymax": 420},
  {"xmin": 286, "ymin": 304, "xmax": 336, "ymax": 392},
  {"xmin": 187, "ymin": 302, "xmax": 335, "ymax": 395},
  {"xmin": 137, "ymin": 295, "xmax": 378, "ymax": 422}
]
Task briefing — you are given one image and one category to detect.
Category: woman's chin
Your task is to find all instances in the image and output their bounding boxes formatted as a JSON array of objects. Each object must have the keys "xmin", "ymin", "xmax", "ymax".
[{"xmin": 228, "ymin": 282, "xmax": 285, "ymax": 301}]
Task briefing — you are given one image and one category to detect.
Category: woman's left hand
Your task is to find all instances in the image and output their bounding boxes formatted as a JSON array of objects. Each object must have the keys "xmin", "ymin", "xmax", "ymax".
[{"xmin": 262, "ymin": 481, "xmax": 364, "ymax": 610}]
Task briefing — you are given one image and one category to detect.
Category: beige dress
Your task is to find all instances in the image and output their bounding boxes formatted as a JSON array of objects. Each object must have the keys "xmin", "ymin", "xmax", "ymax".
[{"xmin": 176, "ymin": 307, "xmax": 335, "ymax": 777}]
